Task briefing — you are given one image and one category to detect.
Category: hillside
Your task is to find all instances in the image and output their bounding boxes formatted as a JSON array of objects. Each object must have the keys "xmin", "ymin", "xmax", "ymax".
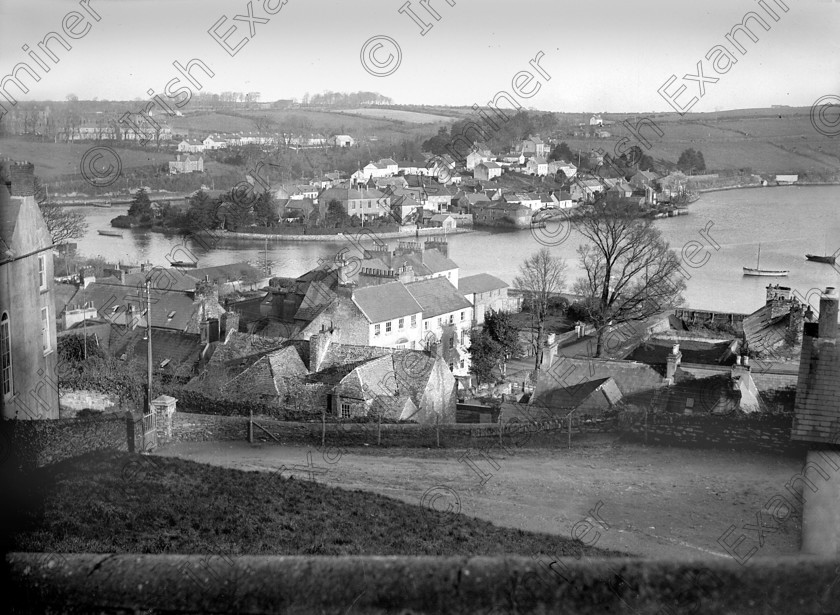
[{"xmin": 7, "ymin": 450, "xmax": 624, "ymax": 558}]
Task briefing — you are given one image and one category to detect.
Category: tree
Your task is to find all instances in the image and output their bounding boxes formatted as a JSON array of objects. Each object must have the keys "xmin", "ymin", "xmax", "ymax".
[
  {"xmin": 483, "ymin": 309, "xmax": 521, "ymax": 377},
  {"xmin": 514, "ymin": 248, "xmax": 567, "ymax": 369},
  {"xmin": 468, "ymin": 328, "xmax": 502, "ymax": 385},
  {"xmin": 34, "ymin": 177, "xmax": 88, "ymax": 244},
  {"xmin": 325, "ymin": 199, "xmax": 348, "ymax": 226},
  {"xmin": 186, "ymin": 190, "xmax": 218, "ymax": 230},
  {"xmin": 572, "ymin": 200, "xmax": 687, "ymax": 357},
  {"xmin": 549, "ymin": 141, "xmax": 574, "ymax": 162},
  {"xmin": 252, "ymin": 192, "xmax": 278, "ymax": 227},
  {"xmin": 676, "ymin": 148, "xmax": 705, "ymax": 174},
  {"xmin": 128, "ymin": 188, "xmax": 152, "ymax": 220}
]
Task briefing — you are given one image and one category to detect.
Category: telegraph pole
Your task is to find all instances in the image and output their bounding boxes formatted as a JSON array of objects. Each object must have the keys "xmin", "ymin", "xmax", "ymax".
[{"xmin": 145, "ymin": 278, "xmax": 153, "ymax": 414}]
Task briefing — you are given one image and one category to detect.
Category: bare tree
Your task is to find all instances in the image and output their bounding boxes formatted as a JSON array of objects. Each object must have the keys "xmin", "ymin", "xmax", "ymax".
[
  {"xmin": 573, "ymin": 200, "xmax": 686, "ymax": 357},
  {"xmin": 514, "ymin": 248, "xmax": 567, "ymax": 370},
  {"xmin": 34, "ymin": 177, "xmax": 88, "ymax": 244}
]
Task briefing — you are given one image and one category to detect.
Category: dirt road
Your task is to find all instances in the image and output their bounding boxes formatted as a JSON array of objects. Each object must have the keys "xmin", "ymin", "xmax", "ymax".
[{"xmin": 157, "ymin": 434, "xmax": 803, "ymax": 560}]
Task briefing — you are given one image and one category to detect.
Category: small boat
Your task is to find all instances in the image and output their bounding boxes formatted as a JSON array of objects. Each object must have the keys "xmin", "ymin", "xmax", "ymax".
[
  {"xmin": 97, "ymin": 230, "xmax": 123, "ymax": 237},
  {"xmin": 743, "ymin": 243, "xmax": 788, "ymax": 277},
  {"xmin": 806, "ymin": 254, "xmax": 836, "ymax": 264},
  {"xmin": 170, "ymin": 260, "xmax": 198, "ymax": 268}
]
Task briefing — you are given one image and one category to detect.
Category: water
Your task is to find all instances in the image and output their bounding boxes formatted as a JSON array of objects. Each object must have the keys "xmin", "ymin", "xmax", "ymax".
[{"xmin": 70, "ymin": 185, "xmax": 840, "ymax": 314}]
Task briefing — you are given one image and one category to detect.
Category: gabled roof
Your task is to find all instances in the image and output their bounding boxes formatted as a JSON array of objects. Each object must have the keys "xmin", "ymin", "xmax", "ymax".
[
  {"xmin": 477, "ymin": 161, "xmax": 501, "ymax": 169},
  {"xmin": 352, "ymin": 281, "xmax": 423, "ymax": 323},
  {"xmin": 190, "ymin": 262, "xmax": 265, "ymax": 284},
  {"xmin": 460, "ymin": 273, "xmax": 508, "ymax": 296},
  {"xmin": 406, "ymin": 277, "xmax": 472, "ymax": 318},
  {"xmin": 109, "ymin": 328, "xmax": 203, "ymax": 373}
]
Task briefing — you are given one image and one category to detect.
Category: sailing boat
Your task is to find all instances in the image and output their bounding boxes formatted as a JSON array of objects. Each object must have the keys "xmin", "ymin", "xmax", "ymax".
[
  {"xmin": 743, "ymin": 243, "xmax": 789, "ymax": 277},
  {"xmin": 805, "ymin": 233, "xmax": 836, "ymax": 264}
]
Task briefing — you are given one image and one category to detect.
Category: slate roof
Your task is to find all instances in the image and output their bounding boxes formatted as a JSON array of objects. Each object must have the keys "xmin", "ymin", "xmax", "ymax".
[
  {"xmin": 533, "ymin": 357, "xmax": 663, "ymax": 408},
  {"xmin": 406, "ymin": 277, "xmax": 472, "ymax": 318},
  {"xmin": 627, "ymin": 339, "xmax": 735, "ymax": 366},
  {"xmin": 190, "ymin": 262, "xmax": 264, "ymax": 284},
  {"xmin": 459, "ymin": 273, "xmax": 508, "ymax": 296},
  {"xmin": 352, "ymin": 281, "xmax": 422, "ymax": 323},
  {"xmin": 109, "ymin": 328, "xmax": 203, "ymax": 373}
]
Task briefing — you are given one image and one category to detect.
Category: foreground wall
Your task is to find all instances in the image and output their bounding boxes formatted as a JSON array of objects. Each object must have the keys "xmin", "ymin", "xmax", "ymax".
[{"xmin": 7, "ymin": 553, "xmax": 839, "ymax": 615}]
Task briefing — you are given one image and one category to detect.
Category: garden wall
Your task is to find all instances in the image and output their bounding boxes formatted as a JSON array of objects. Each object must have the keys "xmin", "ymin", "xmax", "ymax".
[
  {"xmin": 1, "ymin": 414, "xmax": 132, "ymax": 469},
  {"xmin": 619, "ymin": 413, "xmax": 807, "ymax": 455}
]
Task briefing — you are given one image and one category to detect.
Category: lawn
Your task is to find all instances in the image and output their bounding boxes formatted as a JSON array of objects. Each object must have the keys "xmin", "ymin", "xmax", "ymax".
[{"xmin": 7, "ymin": 450, "xmax": 623, "ymax": 558}]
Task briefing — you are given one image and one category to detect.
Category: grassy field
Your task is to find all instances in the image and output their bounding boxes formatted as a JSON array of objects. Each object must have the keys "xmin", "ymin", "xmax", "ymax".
[
  {"xmin": 0, "ymin": 138, "xmax": 174, "ymax": 181},
  {"xmin": 337, "ymin": 108, "xmax": 458, "ymax": 124},
  {"xmin": 7, "ymin": 450, "xmax": 623, "ymax": 558}
]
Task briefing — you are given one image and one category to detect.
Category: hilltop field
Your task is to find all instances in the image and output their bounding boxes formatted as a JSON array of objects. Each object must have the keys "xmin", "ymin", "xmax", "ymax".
[{"xmin": 2, "ymin": 104, "xmax": 837, "ymax": 184}]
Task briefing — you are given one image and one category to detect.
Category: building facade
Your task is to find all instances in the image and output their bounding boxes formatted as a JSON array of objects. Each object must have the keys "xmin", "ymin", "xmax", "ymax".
[{"xmin": 1, "ymin": 161, "xmax": 59, "ymax": 420}]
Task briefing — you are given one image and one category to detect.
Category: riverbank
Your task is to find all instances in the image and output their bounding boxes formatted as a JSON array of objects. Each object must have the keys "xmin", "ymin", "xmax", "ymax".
[
  {"xmin": 696, "ymin": 180, "xmax": 840, "ymax": 194},
  {"xmin": 189, "ymin": 226, "xmax": 474, "ymax": 242}
]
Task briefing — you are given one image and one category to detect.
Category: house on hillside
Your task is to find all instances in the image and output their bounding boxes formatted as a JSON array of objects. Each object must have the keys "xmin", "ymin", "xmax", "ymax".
[
  {"xmin": 526, "ymin": 157, "xmax": 549, "ymax": 177},
  {"xmin": 318, "ymin": 187, "xmax": 390, "ymax": 222},
  {"xmin": 202, "ymin": 135, "xmax": 228, "ymax": 150},
  {"xmin": 474, "ymin": 162, "xmax": 502, "ymax": 181},
  {"xmin": 329, "ymin": 134, "xmax": 355, "ymax": 147},
  {"xmin": 169, "ymin": 154, "xmax": 204, "ymax": 175},
  {"xmin": 521, "ymin": 136, "xmax": 548, "ymax": 158},
  {"xmin": 0, "ymin": 161, "xmax": 59, "ymax": 420},
  {"xmin": 352, "ymin": 281, "xmax": 424, "ymax": 350},
  {"xmin": 429, "ymin": 214, "xmax": 456, "ymax": 232},
  {"xmin": 178, "ymin": 139, "xmax": 205, "ymax": 153},
  {"xmin": 459, "ymin": 273, "xmax": 512, "ymax": 324},
  {"xmin": 406, "ymin": 276, "xmax": 473, "ymax": 375}
]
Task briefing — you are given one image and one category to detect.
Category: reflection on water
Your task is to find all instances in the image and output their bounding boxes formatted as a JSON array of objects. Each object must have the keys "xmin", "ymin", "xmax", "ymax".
[{"xmin": 71, "ymin": 186, "xmax": 840, "ymax": 314}]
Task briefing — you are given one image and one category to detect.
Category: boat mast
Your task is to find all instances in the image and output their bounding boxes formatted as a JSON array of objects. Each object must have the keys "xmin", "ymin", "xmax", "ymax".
[{"xmin": 757, "ymin": 243, "xmax": 761, "ymax": 269}]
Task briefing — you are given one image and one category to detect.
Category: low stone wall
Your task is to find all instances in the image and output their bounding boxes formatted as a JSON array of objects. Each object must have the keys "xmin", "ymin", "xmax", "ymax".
[
  {"xmin": 165, "ymin": 412, "xmax": 615, "ymax": 449},
  {"xmin": 1, "ymin": 414, "xmax": 131, "ymax": 469},
  {"xmin": 620, "ymin": 413, "xmax": 806, "ymax": 455},
  {"xmin": 58, "ymin": 389, "xmax": 119, "ymax": 414},
  {"xmin": 8, "ymin": 552, "xmax": 839, "ymax": 615}
]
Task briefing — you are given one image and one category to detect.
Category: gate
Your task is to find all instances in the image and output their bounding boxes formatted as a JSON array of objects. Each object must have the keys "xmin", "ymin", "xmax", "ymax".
[{"xmin": 140, "ymin": 407, "xmax": 157, "ymax": 452}]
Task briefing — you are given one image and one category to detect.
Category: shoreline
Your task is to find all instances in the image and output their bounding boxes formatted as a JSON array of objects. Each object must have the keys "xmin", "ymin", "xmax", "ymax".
[
  {"xmin": 189, "ymin": 226, "xmax": 474, "ymax": 242},
  {"xmin": 696, "ymin": 181, "xmax": 840, "ymax": 194}
]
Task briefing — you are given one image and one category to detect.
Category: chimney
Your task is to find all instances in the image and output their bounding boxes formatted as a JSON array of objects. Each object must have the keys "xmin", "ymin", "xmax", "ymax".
[
  {"xmin": 309, "ymin": 328, "xmax": 337, "ymax": 372},
  {"xmin": 208, "ymin": 317, "xmax": 220, "ymax": 343},
  {"xmin": 666, "ymin": 343, "xmax": 682, "ymax": 381},
  {"xmin": 8, "ymin": 161, "xmax": 35, "ymax": 197},
  {"xmin": 221, "ymin": 311, "xmax": 239, "ymax": 338},
  {"xmin": 732, "ymin": 354, "xmax": 751, "ymax": 380},
  {"xmin": 818, "ymin": 287, "xmax": 839, "ymax": 340}
]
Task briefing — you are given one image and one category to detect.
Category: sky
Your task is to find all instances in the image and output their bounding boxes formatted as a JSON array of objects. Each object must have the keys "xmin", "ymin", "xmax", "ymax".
[{"xmin": 1, "ymin": 0, "xmax": 839, "ymax": 113}]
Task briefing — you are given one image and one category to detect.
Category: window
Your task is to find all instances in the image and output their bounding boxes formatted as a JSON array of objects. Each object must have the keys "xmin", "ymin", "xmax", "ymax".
[
  {"xmin": 398, "ymin": 318, "xmax": 404, "ymax": 329},
  {"xmin": 460, "ymin": 360, "xmax": 465, "ymax": 369},
  {"xmin": 449, "ymin": 363, "xmax": 454, "ymax": 372},
  {"xmin": 1, "ymin": 313, "xmax": 11, "ymax": 398},
  {"xmin": 448, "ymin": 336, "xmax": 454, "ymax": 349},
  {"xmin": 437, "ymin": 317, "xmax": 442, "ymax": 326},
  {"xmin": 424, "ymin": 321, "xmax": 428, "ymax": 330},
  {"xmin": 449, "ymin": 314, "xmax": 454, "ymax": 325},
  {"xmin": 341, "ymin": 403, "xmax": 351, "ymax": 419},
  {"xmin": 386, "ymin": 321, "xmax": 392, "ymax": 333},
  {"xmin": 41, "ymin": 306, "xmax": 51, "ymax": 353},
  {"xmin": 411, "ymin": 314, "xmax": 417, "ymax": 327},
  {"xmin": 374, "ymin": 324, "xmax": 381, "ymax": 336},
  {"xmin": 38, "ymin": 255, "xmax": 47, "ymax": 291},
  {"xmin": 460, "ymin": 311, "xmax": 465, "ymax": 321}
]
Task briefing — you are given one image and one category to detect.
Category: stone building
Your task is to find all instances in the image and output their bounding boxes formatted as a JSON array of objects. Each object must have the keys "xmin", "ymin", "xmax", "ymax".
[{"xmin": 0, "ymin": 161, "xmax": 59, "ymax": 420}]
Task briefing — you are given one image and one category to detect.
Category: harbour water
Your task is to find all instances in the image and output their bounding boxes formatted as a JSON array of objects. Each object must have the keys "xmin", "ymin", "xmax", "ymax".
[{"xmin": 69, "ymin": 185, "xmax": 840, "ymax": 315}]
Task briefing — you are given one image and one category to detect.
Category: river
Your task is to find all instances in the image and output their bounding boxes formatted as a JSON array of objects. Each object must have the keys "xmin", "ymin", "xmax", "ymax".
[{"xmin": 69, "ymin": 185, "xmax": 840, "ymax": 315}]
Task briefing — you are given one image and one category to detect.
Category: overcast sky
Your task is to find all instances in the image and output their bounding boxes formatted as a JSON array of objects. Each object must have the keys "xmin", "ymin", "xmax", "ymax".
[{"xmin": 1, "ymin": 0, "xmax": 838, "ymax": 112}]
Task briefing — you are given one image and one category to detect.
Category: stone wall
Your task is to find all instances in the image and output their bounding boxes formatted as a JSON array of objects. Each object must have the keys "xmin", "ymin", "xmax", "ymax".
[
  {"xmin": 620, "ymin": 413, "xmax": 807, "ymax": 455},
  {"xmin": 1, "ymin": 414, "xmax": 132, "ymax": 469},
  {"xmin": 59, "ymin": 389, "xmax": 119, "ymax": 415},
  {"xmin": 8, "ymin": 552, "xmax": 839, "ymax": 615}
]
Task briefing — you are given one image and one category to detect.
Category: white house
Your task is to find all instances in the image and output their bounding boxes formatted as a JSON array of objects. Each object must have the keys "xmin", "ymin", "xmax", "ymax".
[
  {"xmin": 526, "ymin": 157, "xmax": 549, "ymax": 177},
  {"xmin": 406, "ymin": 277, "xmax": 473, "ymax": 376},
  {"xmin": 474, "ymin": 162, "xmax": 502, "ymax": 181},
  {"xmin": 589, "ymin": 114, "xmax": 604, "ymax": 126},
  {"xmin": 202, "ymin": 135, "xmax": 228, "ymax": 150},
  {"xmin": 169, "ymin": 154, "xmax": 204, "ymax": 175},
  {"xmin": 329, "ymin": 134, "xmax": 355, "ymax": 147},
  {"xmin": 521, "ymin": 136, "xmax": 548, "ymax": 158},
  {"xmin": 352, "ymin": 281, "xmax": 424, "ymax": 350},
  {"xmin": 178, "ymin": 139, "xmax": 205, "ymax": 153}
]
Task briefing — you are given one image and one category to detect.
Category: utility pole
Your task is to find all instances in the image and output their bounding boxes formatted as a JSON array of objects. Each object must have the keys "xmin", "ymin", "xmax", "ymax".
[{"xmin": 145, "ymin": 278, "xmax": 153, "ymax": 415}]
